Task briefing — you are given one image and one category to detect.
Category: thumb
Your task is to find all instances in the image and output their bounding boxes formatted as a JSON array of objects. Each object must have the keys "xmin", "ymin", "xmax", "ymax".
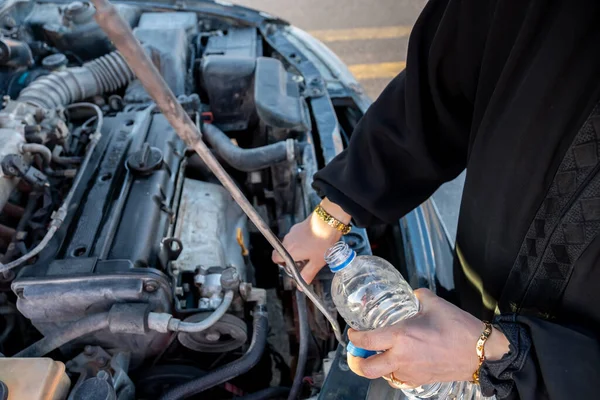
[
  {"xmin": 272, "ymin": 248, "xmax": 284, "ymax": 265},
  {"xmin": 412, "ymin": 288, "xmax": 437, "ymax": 312}
]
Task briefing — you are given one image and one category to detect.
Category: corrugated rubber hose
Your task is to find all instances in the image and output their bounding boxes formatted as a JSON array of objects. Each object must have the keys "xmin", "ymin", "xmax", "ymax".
[{"xmin": 17, "ymin": 51, "xmax": 134, "ymax": 109}]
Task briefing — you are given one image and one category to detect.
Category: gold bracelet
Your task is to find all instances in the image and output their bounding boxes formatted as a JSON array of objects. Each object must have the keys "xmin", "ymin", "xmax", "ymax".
[
  {"xmin": 314, "ymin": 205, "xmax": 352, "ymax": 235},
  {"xmin": 472, "ymin": 321, "xmax": 493, "ymax": 385}
]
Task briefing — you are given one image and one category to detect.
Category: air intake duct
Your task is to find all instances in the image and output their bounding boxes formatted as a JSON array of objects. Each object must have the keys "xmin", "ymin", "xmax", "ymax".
[{"xmin": 17, "ymin": 51, "xmax": 134, "ymax": 109}]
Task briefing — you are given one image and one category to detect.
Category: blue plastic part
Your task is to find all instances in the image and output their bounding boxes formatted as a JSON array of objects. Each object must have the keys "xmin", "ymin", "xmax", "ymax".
[
  {"xmin": 329, "ymin": 250, "xmax": 356, "ymax": 272},
  {"xmin": 17, "ymin": 71, "xmax": 29, "ymax": 85},
  {"xmin": 346, "ymin": 341, "xmax": 377, "ymax": 358}
]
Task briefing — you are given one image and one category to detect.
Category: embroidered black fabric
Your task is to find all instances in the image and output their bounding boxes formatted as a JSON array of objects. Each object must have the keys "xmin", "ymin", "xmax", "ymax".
[
  {"xmin": 480, "ymin": 315, "xmax": 532, "ymax": 398},
  {"xmin": 309, "ymin": 0, "xmax": 600, "ymax": 397}
]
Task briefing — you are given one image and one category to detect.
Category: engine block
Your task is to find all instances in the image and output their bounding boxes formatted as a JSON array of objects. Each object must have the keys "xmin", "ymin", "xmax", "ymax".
[{"xmin": 12, "ymin": 110, "xmax": 184, "ymax": 363}]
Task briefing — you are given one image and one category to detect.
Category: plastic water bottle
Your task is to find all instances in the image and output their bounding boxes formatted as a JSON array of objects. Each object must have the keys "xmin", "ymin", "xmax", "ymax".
[{"xmin": 325, "ymin": 241, "xmax": 493, "ymax": 400}]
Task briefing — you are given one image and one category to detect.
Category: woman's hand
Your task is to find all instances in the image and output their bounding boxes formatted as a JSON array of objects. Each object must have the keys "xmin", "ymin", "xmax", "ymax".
[
  {"xmin": 272, "ymin": 198, "xmax": 351, "ymax": 283},
  {"xmin": 347, "ymin": 289, "xmax": 510, "ymax": 387}
]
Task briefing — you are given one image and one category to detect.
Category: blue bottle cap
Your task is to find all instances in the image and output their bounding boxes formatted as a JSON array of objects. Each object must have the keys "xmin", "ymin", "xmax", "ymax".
[
  {"xmin": 346, "ymin": 341, "xmax": 377, "ymax": 358},
  {"xmin": 330, "ymin": 250, "xmax": 355, "ymax": 272},
  {"xmin": 326, "ymin": 242, "xmax": 357, "ymax": 272}
]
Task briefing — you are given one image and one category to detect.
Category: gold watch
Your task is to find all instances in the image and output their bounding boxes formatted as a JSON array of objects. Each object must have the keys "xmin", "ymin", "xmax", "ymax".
[{"xmin": 314, "ymin": 204, "xmax": 352, "ymax": 235}]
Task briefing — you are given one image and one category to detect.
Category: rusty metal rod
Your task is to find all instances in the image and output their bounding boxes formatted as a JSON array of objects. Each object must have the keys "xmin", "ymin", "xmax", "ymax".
[{"xmin": 90, "ymin": 0, "xmax": 344, "ymax": 346}]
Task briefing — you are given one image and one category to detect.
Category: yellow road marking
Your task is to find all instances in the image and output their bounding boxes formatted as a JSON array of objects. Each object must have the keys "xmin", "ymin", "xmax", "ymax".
[
  {"xmin": 308, "ymin": 26, "xmax": 412, "ymax": 43},
  {"xmin": 348, "ymin": 61, "xmax": 406, "ymax": 80}
]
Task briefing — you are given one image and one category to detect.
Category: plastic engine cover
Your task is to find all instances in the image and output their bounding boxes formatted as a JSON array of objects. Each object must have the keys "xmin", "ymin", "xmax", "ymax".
[{"xmin": 0, "ymin": 358, "xmax": 70, "ymax": 400}]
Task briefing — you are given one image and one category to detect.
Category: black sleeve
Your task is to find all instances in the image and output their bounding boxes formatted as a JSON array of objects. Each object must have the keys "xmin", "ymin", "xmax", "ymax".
[
  {"xmin": 312, "ymin": 0, "xmax": 484, "ymax": 227},
  {"xmin": 480, "ymin": 315, "xmax": 600, "ymax": 400}
]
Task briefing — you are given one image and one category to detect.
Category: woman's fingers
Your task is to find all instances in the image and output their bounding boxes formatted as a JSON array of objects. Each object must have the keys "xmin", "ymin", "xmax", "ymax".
[
  {"xmin": 271, "ymin": 211, "xmax": 341, "ymax": 284},
  {"xmin": 348, "ymin": 325, "xmax": 402, "ymax": 351},
  {"xmin": 347, "ymin": 351, "xmax": 401, "ymax": 380}
]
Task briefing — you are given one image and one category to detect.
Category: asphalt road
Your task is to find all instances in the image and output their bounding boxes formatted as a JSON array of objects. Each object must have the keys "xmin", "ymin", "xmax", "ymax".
[{"xmin": 232, "ymin": 0, "xmax": 427, "ymax": 99}]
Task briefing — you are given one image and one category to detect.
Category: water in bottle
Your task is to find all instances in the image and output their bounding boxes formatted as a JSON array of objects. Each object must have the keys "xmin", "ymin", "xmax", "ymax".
[{"xmin": 325, "ymin": 241, "xmax": 493, "ymax": 400}]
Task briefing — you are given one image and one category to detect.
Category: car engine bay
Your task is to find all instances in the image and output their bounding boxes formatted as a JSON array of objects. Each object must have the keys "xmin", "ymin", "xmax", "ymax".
[{"xmin": 0, "ymin": 0, "xmax": 383, "ymax": 398}]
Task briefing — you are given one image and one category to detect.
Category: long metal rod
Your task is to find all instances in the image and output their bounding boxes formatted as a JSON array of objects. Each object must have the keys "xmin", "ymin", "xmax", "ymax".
[{"xmin": 90, "ymin": 0, "xmax": 344, "ymax": 345}]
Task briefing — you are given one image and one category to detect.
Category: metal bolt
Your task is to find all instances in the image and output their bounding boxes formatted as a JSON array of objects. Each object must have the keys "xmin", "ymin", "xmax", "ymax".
[
  {"xmin": 108, "ymin": 95, "xmax": 123, "ymax": 111},
  {"xmin": 144, "ymin": 280, "xmax": 159, "ymax": 292},
  {"xmin": 239, "ymin": 283, "xmax": 252, "ymax": 299},
  {"xmin": 221, "ymin": 267, "xmax": 240, "ymax": 290},
  {"xmin": 96, "ymin": 357, "xmax": 107, "ymax": 367},
  {"xmin": 84, "ymin": 345, "xmax": 95, "ymax": 355}
]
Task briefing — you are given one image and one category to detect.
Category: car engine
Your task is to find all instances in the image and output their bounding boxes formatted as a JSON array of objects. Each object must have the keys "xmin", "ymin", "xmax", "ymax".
[{"xmin": 0, "ymin": 0, "xmax": 379, "ymax": 399}]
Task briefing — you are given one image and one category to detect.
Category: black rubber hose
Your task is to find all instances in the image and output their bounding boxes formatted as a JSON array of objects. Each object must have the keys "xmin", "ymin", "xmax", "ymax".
[
  {"xmin": 202, "ymin": 123, "xmax": 293, "ymax": 172},
  {"xmin": 288, "ymin": 291, "xmax": 309, "ymax": 400},
  {"xmin": 17, "ymin": 51, "xmax": 134, "ymax": 109},
  {"xmin": 160, "ymin": 307, "xmax": 269, "ymax": 400},
  {"xmin": 237, "ymin": 387, "xmax": 291, "ymax": 400},
  {"xmin": 14, "ymin": 312, "xmax": 110, "ymax": 357}
]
